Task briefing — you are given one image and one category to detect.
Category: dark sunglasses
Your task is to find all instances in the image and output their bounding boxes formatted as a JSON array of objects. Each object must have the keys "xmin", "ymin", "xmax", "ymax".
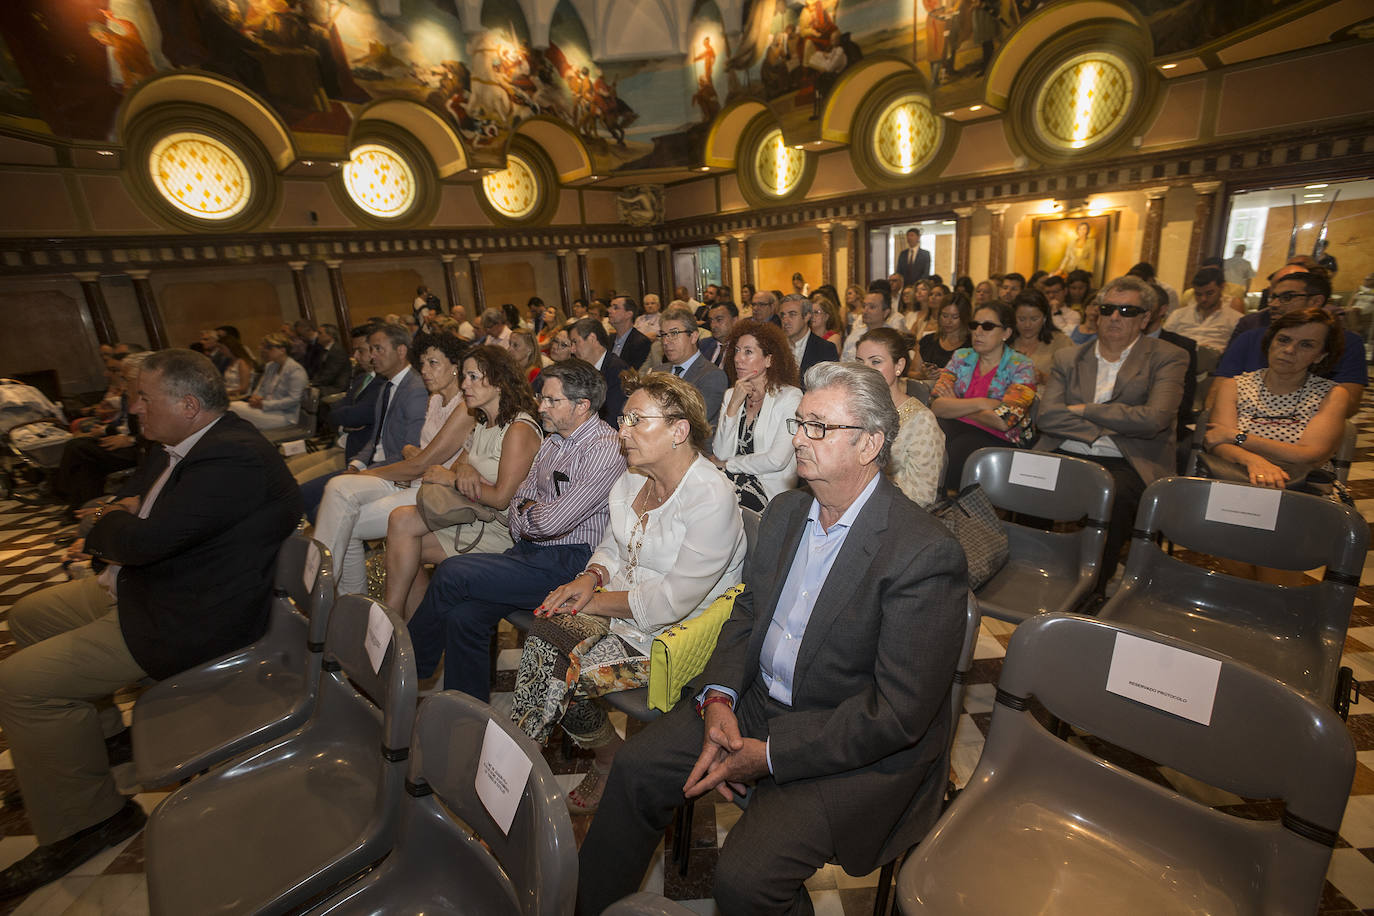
[
  {"xmin": 966, "ymin": 320, "xmax": 1004, "ymax": 331},
  {"xmin": 1097, "ymin": 303, "xmax": 1147, "ymax": 317}
]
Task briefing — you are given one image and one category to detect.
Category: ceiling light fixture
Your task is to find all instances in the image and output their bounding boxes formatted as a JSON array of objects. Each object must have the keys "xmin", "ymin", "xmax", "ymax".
[{"xmin": 1160, "ymin": 63, "xmax": 1178, "ymax": 70}]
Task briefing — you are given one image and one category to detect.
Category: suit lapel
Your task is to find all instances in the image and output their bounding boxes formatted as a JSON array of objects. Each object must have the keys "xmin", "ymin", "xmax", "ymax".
[
  {"xmin": 1076, "ymin": 342, "xmax": 1099, "ymax": 403},
  {"xmin": 1112, "ymin": 337, "xmax": 1148, "ymax": 400}
]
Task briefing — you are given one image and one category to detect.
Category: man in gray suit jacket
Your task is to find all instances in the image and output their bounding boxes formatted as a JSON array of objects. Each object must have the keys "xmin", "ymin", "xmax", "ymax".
[
  {"xmin": 1035, "ymin": 276, "xmax": 1188, "ymax": 585},
  {"xmin": 648, "ymin": 305, "xmax": 728, "ymax": 427},
  {"xmin": 578, "ymin": 362, "xmax": 967, "ymax": 916}
]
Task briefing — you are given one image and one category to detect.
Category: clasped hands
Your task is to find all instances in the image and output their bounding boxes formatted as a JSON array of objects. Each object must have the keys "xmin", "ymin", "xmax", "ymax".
[
  {"xmin": 535, "ymin": 569, "xmax": 600, "ymax": 618},
  {"xmin": 682, "ymin": 697, "xmax": 769, "ymax": 802},
  {"xmin": 419, "ymin": 461, "xmax": 484, "ymax": 500}
]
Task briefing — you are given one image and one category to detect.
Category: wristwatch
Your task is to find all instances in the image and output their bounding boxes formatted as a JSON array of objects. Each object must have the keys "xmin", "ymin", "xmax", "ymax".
[{"xmin": 1234, "ymin": 432, "xmax": 1248, "ymax": 447}]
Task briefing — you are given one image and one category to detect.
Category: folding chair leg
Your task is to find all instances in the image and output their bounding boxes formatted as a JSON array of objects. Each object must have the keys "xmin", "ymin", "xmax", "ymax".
[
  {"xmin": 873, "ymin": 859, "xmax": 895, "ymax": 916},
  {"xmin": 673, "ymin": 802, "xmax": 694, "ymax": 876}
]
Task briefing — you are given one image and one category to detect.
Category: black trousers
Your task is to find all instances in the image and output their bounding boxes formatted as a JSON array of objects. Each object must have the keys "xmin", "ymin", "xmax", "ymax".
[
  {"xmin": 52, "ymin": 438, "xmax": 137, "ymax": 510},
  {"xmin": 938, "ymin": 417, "xmax": 1010, "ymax": 491},
  {"xmin": 1052, "ymin": 449, "xmax": 1147, "ymax": 586}
]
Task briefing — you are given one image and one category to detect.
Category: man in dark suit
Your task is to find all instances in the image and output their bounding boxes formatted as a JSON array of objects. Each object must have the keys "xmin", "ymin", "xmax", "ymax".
[
  {"xmin": 326, "ymin": 324, "xmax": 383, "ymax": 464},
  {"xmin": 779, "ymin": 294, "xmax": 839, "ymax": 391},
  {"xmin": 578, "ymin": 362, "xmax": 968, "ymax": 915},
  {"xmin": 1147, "ymin": 283, "xmax": 1198, "ymax": 444},
  {"xmin": 0, "ymin": 349, "xmax": 301, "ymax": 896},
  {"xmin": 293, "ymin": 320, "xmax": 326, "ymax": 378},
  {"xmin": 607, "ymin": 296, "xmax": 652, "ymax": 370},
  {"xmin": 649, "ymin": 305, "xmax": 728, "ymax": 427},
  {"xmin": 308, "ymin": 323, "xmax": 352, "ymax": 395},
  {"xmin": 896, "ymin": 227, "xmax": 931, "ymax": 287},
  {"xmin": 700, "ymin": 301, "xmax": 738, "ymax": 368},
  {"xmin": 572, "ymin": 317, "xmax": 631, "ymax": 423}
]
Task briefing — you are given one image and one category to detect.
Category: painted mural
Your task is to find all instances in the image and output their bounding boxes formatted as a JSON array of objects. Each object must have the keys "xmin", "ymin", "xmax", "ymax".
[{"xmin": 0, "ymin": 0, "xmax": 1318, "ymax": 173}]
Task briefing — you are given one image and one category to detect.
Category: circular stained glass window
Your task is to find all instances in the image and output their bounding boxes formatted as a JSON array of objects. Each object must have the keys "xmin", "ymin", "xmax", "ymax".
[
  {"xmin": 1033, "ymin": 51, "xmax": 1135, "ymax": 152},
  {"xmin": 148, "ymin": 131, "xmax": 251, "ymax": 221},
  {"xmin": 482, "ymin": 154, "xmax": 541, "ymax": 220},
  {"xmin": 871, "ymin": 95, "xmax": 943, "ymax": 177},
  {"xmin": 342, "ymin": 143, "xmax": 416, "ymax": 218},
  {"xmin": 754, "ymin": 128, "xmax": 805, "ymax": 199}
]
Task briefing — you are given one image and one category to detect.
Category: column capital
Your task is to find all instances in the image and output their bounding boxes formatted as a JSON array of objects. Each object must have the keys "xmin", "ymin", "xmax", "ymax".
[
  {"xmin": 466, "ymin": 252, "xmax": 483, "ymax": 262},
  {"xmin": 1143, "ymin": 185, "xmax": 1171, "ymax": 200},
  {"xmin": 656, "ymin": 243, "xmax": 670, "ymax": 252},
  {"xmin": 715, "ymin": 235, "xmax": 731, "ymax": 245},
  {"xmin": 324, "ymin": 259, "xmax": 343, "ymax": 269},
  {"xmin": 287, "ymin": 260, "xmax": 308, "ymax": 271},
  {"xmin": 1192, "ymin": 180, "xmax": 1223, "ymax": 195},
  {"xmin": 575, "ymin": 248, "xmax": 590, "ymax": 256},
  {"xmin": 816, "ymin": 221, "xmax": 833, "ymax": 233},
  {"xmin": 984, "ymin": 203, "xmax": 1011, "ymax": 216},
  {"xmin": 952, "ymin": 206, "xmax": 976, "ymax": 219},
  {"xmin": 73, "ymin": 271, "xmax": 102, "ymax": 283},
  {"xmin": 839, "ymin": 220, "xmax": 860, "ymax": 230},
  {"xmin": 634, "ymin": 246, "xmax": 647, "ymax": 253},
  {"xmin": 556, "ymin": 249, "xmax": 571, "ymax": 257},
  {"xmin": 125, "ymin": 269, "xmax": 151, "ymax": 280},
  {"xmin": 441, "ymin": 254, "xmax": 457, "ymax": 263},
  {"xmin": 730, "ymin": 231, "xmax": 751, "ymax": 242}
]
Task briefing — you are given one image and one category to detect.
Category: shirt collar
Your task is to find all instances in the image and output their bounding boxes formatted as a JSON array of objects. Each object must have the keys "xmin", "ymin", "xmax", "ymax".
[
  {"xmin": 1094, "ymin": 337, "xmax": 1138, "ymax": 366},
  {"xmin": 388, "ymin": 364, "xmax": 411, "ymax": 386},
  {"xmin": 674, "ymin": 350, "xmax": 700, "ymax": 373},
  {"xmin": 167, "ymin": 414, "xmax": 222, "ymax": 461},
  {"xmin": 805, "ymin": 471, "xmax": 882, "ymax": 535}
]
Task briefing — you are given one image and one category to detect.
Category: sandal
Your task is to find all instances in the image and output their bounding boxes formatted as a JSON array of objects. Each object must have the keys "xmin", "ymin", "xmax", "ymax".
[{"xmin": 566, "ymin": 763, "xmax": 606, "ymax": 815}]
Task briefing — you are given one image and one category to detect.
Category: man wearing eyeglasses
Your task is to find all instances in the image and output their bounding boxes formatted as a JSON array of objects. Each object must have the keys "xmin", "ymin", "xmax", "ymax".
[
  {"xmin": 579, "ymin": 362, "xmax": 967, "ymax": 916},
  {"xmin": 648, "ymin": 305, "xmax": 727, "ymax": 426},
  {"xmin": 1036, "ymin": 276, "xmax": 1189, "ymax": 587},
  {"xmin": 779, "ymin": 293, "xmax": 838, "ymax": 391},
  {"xmin": 1212, "ymin": 269, "xmax": 1365, "ymax": 417},
  {"xmin": 407, "ymin": 358, "xmax": 626, "ymax": 699}
]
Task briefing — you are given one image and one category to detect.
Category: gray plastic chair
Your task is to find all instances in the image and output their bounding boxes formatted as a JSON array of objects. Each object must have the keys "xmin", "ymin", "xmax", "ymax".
[
  {"xmin": 132, "ymin": 535, "xmax": 336, "ymax": 786},
  {"xmin": 1097, "ymin": 476, "xmax": 1369, "ymax": 716},
  {"xmin": 305, "ymin": 690, "xmax": 576, "ymax": 916},
  {"xmin": 961, "ymin": 448, "xmax": 1114, "ymax": 622},
  {"xmin": 603, "ymin": 893, "xmax": 697, "ymax": 915},
  {"xmin": 145, "ymin": 594, "xmax": 418, "ymax": 916},
  {"xmin": 897, "ymin": 613, "xmax": 1355, "ymax": 915},
  {"xmin": 1333, "ymin": 419, "xmax": 1357, "ymax": 483}
]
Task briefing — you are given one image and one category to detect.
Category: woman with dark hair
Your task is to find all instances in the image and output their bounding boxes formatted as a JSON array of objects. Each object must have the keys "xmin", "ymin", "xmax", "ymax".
[
  {"xmin": 711, "ymin": 319, "xmax": 803, "ymax": 511},
  {"xmin": 1009, "ymin": 287, "xmax": 1072, "ymax": 386},
  {"xmin": 378, "ymin": 345, "xmax": 542, "ymax": 617},
  {"xmin": 1203, "ymin": 307, "xmax": 1349, "ymax": 495},
  {"xmin": 1065, "ymin": 268, "xmax": 1094, "ymax": 310},
  {"xmin": 918, "ymin": 293, "xmax": 973, "ymax": 378},
  {"xmin": 220, "ymin": 333, "xmax": 258, "ymax": 400},
  {"xmin": 858, "ymin": 327, "xmax": 944, "ymax": 508},
  {"xmin": 954, "ymin": 275, "xmax": 975, "ymax": 300},
  {"xmin": 931, "ymin": 299, "xmax": 1038, "ymax": 487},
  {"xmin": 313, "ymin": 333, "xmax": 479, "ymax": 597},
  {"xmin": 515, "ymin": 372, "xmax": 746, "ymax": 814}
]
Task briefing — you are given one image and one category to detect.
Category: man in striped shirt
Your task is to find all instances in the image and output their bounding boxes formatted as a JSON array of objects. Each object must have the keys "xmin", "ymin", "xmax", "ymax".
[{"xmin": 407, "ymin": 359, "xmax": 627, "ymax": 699}]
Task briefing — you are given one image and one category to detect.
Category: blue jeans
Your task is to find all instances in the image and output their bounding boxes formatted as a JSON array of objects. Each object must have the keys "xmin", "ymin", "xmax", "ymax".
[{"xmin": 407, "ymin": 539, "xmax": 592, "ymax": 700}]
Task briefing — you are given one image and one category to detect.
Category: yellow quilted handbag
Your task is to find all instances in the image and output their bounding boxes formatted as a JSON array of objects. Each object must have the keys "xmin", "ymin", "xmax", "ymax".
[{"xmin": 647, "ymin": 583, "xmax": 746, "ymax": 712}]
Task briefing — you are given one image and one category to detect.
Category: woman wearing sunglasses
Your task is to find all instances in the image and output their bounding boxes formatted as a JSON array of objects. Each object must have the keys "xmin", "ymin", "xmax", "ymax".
[
  {"xmin": 930, "ymin": 299, "xmax": 1038, "ymax": 489},
  {"xmin": 516, "ymin": 372, "xmax": 746, "ymax": 814}
]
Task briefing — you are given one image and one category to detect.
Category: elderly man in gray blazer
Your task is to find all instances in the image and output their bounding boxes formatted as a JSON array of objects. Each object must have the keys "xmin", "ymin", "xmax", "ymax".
[
  {"xmin": 1035, "ymin": 275, "xmax": 1188, "ymax": 586},
  {"xmin": 578, "ymin": 362, "xmax": 967, "ymax": 916},
  {"xmin": 647, "ymin": 305, "xmax": 728, "ymax": 427}
]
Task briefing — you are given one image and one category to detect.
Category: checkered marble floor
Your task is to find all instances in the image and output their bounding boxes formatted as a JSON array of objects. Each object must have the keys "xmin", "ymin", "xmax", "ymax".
[{"xmin": 5, "ymin": 396, "xmax": 1374, "ymax": 914}]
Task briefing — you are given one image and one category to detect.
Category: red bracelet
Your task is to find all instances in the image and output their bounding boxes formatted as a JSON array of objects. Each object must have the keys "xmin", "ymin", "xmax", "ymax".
[
  {"xmin": 582, "ymin": 567, "xmax": 604, "ymax": 589},
  {"xmin": 696, "ymin": 694, "xmax": 733, "ymax": 718}
]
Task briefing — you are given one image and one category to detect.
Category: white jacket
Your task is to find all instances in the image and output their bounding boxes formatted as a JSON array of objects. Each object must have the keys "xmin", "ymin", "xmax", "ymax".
[{"xmin": 712, "ymin": 384, "xmax": 803, "ymax": 503}]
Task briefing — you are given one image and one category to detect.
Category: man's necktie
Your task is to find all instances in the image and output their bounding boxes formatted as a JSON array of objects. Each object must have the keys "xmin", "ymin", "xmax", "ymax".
[
  {"xmin": 376, "ymin": 380, "xmax": 394, "ymax": 433},
  {"xmin": 672, "ymin": 365, "xmax": 684, "ymax": 377}
]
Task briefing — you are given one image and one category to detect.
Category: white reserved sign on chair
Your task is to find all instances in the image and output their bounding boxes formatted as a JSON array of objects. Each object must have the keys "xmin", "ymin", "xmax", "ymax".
[
  {"xmin": 476, "ymin": 719, "xmax": 533, "ymax": 835},
  {"xmin": 365, "ymin": 602, "xmax": 393, "ymax": 673},
  {"xmin": 1203, "ymin": 481, "xmax": 1281, "ymax": 531},
  {"xmin": 1106, "ymin": 632, "xmax": 1222, "ymax": 726},
  {"xmin": 1008, "ymin": 452, "xmax": 1061, "ymax": 490}
]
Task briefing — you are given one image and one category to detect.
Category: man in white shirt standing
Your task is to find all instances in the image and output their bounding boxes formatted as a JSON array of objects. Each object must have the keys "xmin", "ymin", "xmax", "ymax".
[
  {"xmin": 1164, "ymin": 266, "xmax": 1240, "ymax": 352},
  {"xmin": 1224, "ymin": 244, "xmax": 1256, "ymax": 293},
  {"xmin": 1035, "ymin": 276, "xmax": 1188, "ymax": 587}
]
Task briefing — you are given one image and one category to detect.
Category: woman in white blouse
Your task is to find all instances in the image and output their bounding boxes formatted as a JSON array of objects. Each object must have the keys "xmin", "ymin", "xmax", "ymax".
[
  {"xmin": 513, "ymin": 373, "xmax": 746, "ymax": 815},
  {"xmin": 710, "ymin": 319, "xmax": 803, "ymax": 511},
  {"xmin": 228, "ymin": 333, "xmax": 306, "ymax": 429}
]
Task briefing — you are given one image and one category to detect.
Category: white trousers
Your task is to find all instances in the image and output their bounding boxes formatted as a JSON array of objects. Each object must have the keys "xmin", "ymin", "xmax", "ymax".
[
  {"xmin": 228, "ymin": 402, "xmax": 293, "ymax": 430},
  {"xmin": 314, "ymin": 474, "xmax": 419, "ymax": 595}
]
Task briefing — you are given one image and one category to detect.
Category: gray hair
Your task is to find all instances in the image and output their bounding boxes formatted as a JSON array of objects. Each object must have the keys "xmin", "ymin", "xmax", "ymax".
[
  {"xmin": 660, "ymin": 305, "xmax": 696, "ymax": 327},
  {"xmin": 753, "ymin": 290, "xmax": 778, "ymax": 308},
  {"xmin": 1097, "ymin": 275, "xmax": 1157, "ymax": 314},
  {"xmin": 480, "ymin": 307, "xmax": 506, "ymax": 330},
  {"xmin": 781, "ymin": 293, "xmax": 811, "ymax": 315},
  {"xmin": 539, "ymin": 358, "xmax": 607, "ymax": 412},
  {"xmin": 142, "ymin": 348, "xmax": 228, "ymax": 413},
  {"xmin": 803, "ymin": 361, "xmax": 899, "ymax": 469}
]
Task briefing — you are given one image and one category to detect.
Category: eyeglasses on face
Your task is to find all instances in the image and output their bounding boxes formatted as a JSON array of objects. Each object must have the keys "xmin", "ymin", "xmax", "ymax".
[
  {"xmin": 967, "ymin": 321, "xmax": 1004, "ymax": 331},
  {"xmin": 659, "ymin": 328, "xmax": 692, "ymax": 340},
  {"xmin": 1272, "ymin": 291, "xmax": 1314, "ymax": 305},
  {"xmin": 1097, "ymin": 303, "xmax": 1147, "ymax": 318},
  {"xmin": 786, "ymin": 417, "xmax": 865, "ymax": 440},
  {"xmin": 616, "ymin": 412, "xmax": 680, "ymax": 428},
  {"xmin": 536, "ymin": 395, "xmax": 568, "ymax": 406}
]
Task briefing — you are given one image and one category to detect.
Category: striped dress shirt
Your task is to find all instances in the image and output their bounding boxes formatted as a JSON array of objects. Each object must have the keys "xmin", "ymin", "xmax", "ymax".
[{"xmin": 507, "ymin": 415, "xmax": 626, "ymax": 548}]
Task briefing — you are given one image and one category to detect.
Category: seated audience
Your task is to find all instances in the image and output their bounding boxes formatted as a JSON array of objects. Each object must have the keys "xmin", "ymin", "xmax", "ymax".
[
  {"xmin": 608, "ymin": 296, "xmax": 652, "ymax": 369},
  {"xmin": 292, "ymin": 324, "xmax": 383, "ymax": 486},
  {"xmin": 905, "ymin": 281, "xmax": 938, "ymax": 338},
  {"xmin": 1010, "ymin": 287, "xmax": 1073, "ymax": 386},
  {"xmin": 1041, "ymin": 275, "xmax": 1080, "ymax": 334},
  {"xmin": 571, "ymin": 317, "xmax": 632, "ymax": 422},
  {"xmin": 917, "ymin": 293, "xmax": 972, "ymax": 377},
  {"xmin": 648, "ymin": 305, "xmax": 727, "ymax": 426},
  {"xmin": 477, "ymin": 307, "xmax": 512, "ymax": 349},
  {"xmin": 547, "ymin": 325, "xmax": 576, "ymax": 364},
  {"xmin": 778, "ymin": 294, "xmax": 839, "ymax": 390},
  {"xmin": 218, "ymin": 333, "xmax": 257, "ymax": 399},
  {"xmin": 634, "ymin": 293, "xmax": 663, "ymax": 340},
  {"xmin": 312, "ymin": 335, "xmax": 497, "ymax": 597},
  {"xmin": 227, "ymin": 333, "xmax": 308, "ymax": 430},
  {"xmin": 52, "ymin": 352, "xmax": 151, "ymax": 514},
  {"xmin": 1065, "ymin": 268, "xmax": 1095, "ymax": 312},
  {"xmin": 576, "ymin": 361, "xmax": 967, "ymax": 916},
  {"xmin": 809, "ymin": 292, "xmax": 843, "ymax": 345},
  {"xmin": 999, "ymin": 272, "xmax": 1026, "ymax": 303},
  {"xmin": 931, "ymin": 299, "xmax": 1038, "ymax": 488},
  {"xmin": 509, "ymin": 327, "xmax": 545, "ymax": 384},
  {"xmin": 842, "ymin": 287, "xmax": 907, "ymax": 360},
  {"xmin": 0, "ymin": 350, "xmax": 301, "ymax": 894},
  {"xmin": 858, "ymin": 327, "xmax": 943, "ymax": 508},
  {"xmin": 749, "ymin": 290, "xmax": 780, "ymax": 326},
  {"xmin": 406, "ymin": 360, "xmax": 626, "ymax": 697},
  {"xmin": 536, "ymin": 303, "xmax": 565, "ymax": 350},
  {"xmin": 1163, "ymin": 266, "xmax": 1240, "ymax": 351},
  {"xmin": 973, "ymin": 279, "xmax": 997, "ymax": 306},
  {"xmin": 197, "ymin": 328, "xmax": 232, "ymax": 375},
  {"xmin": 1035, "ymin": 277, "xmax": 1188, "ymax": 584},
  {"xmin": 701, "ymin": 301, "xmax": 738, "ymax": 367},
  {"xmin": 1203, "ymin": 307, "xmax": 1349, "ymax": 494},
  {"xmin": 307, "ymin": 323, "xmax": 352, "ymax": 395},
  {"xmin": 513, "ymin": 373, "xmax": 746, "ymax": 814},
  {"xmin": 711, "ymin": 319, "xmax": 803, "ymax": 511}
]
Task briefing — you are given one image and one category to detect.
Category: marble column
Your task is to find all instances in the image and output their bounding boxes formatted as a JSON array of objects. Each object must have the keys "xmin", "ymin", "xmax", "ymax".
[
  {"xmin": 324, "ymin": 260, "xmax": 352, "ymax": 332},
  {"xmin": 556, "ymin": 249, "xmax": 572, "ymax": 313},
  {"xmin": 576, "ymin": 249, "xmax": 591, "ymax": 304},
  {"xmin": 74, "ymin": 271, "xmax": 116, "ymax": 346},
  {"xmin": 635, "ymin": 246, "xmax": 649, "ymax": 300},
  {"xmin": 817, "ymin": 222, "xmax": 834, "ymax": 288},
  {"xmin": 716, "ymin": 236, "xmax": 731, "ymax": 292},
  {"xmin": 733, "ymin": 232, "xmax": 753, "ymax": 294},
  {"xmin": 841, "ymin": 221, "xmax": 860, "ymax": 287},
  {"xmin": 1186, "ymin": 181, "xmax": 1223, "ymax": 277},
  {"xmin": 467, "ymin": 253, "xmax": 486, "ymax": 315},
  {"xmin": 985, "ymin": 203, "xmax": 1010, "ymax": 277},
  {"xmin": 440, "ymin": 254, "xmax": 459, "ymax": 315},
  {"xmin": 656, "ymin": 244, "xmax": 673, "ymax": 300},
  {"xmin": 125, "ymin": 269, "xmax": 167, "ymax": 350},
  {"xmin": 288, "ymin": 261, "xmax": 315, "ymax": 323},
  {"xmin": 1139, "ymin": 187, "xmax": 1169, "ymax": 270},
  {"xmin": 952, "ymin": 207, "xmax": 975, "ymax": 280}
]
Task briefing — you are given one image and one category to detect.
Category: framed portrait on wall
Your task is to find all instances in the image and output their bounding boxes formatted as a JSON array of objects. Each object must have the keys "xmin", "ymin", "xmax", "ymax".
[{"xmin": 1033, "ymin": 213, "xmax": 1115, "ymax": 288}]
